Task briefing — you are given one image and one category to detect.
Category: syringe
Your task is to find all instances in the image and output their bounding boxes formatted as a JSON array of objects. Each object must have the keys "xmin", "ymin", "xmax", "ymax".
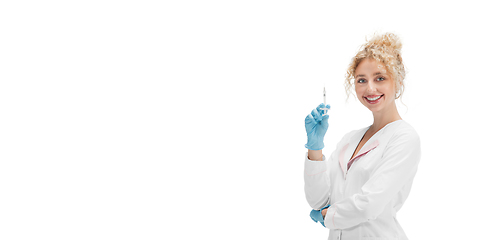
[
  {"xmin": 321, "ymin": 87, "xmax": 329, "ymax": 116},
  {"xmin": 324, "ymin": 87, "xmax": 326, "ymax": 114}
]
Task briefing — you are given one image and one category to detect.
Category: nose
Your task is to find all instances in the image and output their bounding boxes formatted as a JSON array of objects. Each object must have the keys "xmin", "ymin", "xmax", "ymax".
[{"xmin": 367, "ymin": 81, "xmax": 377, "ymax": 93}]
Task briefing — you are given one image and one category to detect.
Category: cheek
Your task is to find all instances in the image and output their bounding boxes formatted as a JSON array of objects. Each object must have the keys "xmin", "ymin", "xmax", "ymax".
[
  {"xmin": 383, "ymin": 83, "xmax": 396, "ymax": 97},
  {"xmin": 355, "ymin": 85, "xmax": 364, "ymax": 98}
]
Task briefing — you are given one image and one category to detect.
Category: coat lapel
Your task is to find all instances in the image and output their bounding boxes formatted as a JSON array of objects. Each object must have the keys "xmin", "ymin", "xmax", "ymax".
[{"xmin": 347, "ymin": 140, "xmax": 379, "ymax": 170}]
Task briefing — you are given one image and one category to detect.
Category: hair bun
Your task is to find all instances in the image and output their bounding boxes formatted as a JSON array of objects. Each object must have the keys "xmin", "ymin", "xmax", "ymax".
[{"xmin": 365, "ymin": 32, "xmax": 402, "ymax": 54}]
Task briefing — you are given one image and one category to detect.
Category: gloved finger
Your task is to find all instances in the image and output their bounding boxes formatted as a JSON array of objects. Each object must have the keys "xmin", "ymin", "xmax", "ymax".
[
  {"xmin": 311, "ymin": 108, "xmax": 322, "ymax": 122},
  {"xmin": 310, "ymin": 209, "xmax": 323, "ymax": 221},
  {"xmin": 317, "ymin": 103, "xmax": 331, "ymax": 112},
  {"xmin": 316, "ymin": 103, "xmax": 326, "ymax": 112},
  {"xmin": 310, "ymin": 209, "xmax": 320, "ymax": 216},
  {"xmin": 317, "ymin": 103, "xmax": 330, "ymax": 117},
  {"xmin": 305, "ymin": 113, "xmax": 315, "ymax": 126},
  {"xmin": 321, "ymin": 114, "xmax": 329, "ymax": 126}
]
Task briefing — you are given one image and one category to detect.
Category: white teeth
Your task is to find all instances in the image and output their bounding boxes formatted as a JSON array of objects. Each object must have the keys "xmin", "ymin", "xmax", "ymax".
[{"xmin": 366, "ymin": 95, "xmax": 382, "ymax": 101}]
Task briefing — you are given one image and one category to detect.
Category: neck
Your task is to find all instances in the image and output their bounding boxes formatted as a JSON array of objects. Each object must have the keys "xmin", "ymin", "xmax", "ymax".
[{"xmin": 370, "ymin": 101, "xmax": 402, "ymax": 132}]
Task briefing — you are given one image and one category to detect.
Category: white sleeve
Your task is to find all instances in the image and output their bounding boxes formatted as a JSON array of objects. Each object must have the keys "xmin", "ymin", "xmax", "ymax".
[
  {"xmin": 323, "ymin": 130, "xmax": 421, "ymax": 229},
  {"xmin": 304, "ymin": 153, "xmax": 331, "ymax": 210}
]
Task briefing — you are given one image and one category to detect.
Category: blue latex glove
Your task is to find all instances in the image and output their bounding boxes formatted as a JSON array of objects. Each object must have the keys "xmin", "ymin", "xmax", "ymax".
[
  {"xmin": 310, "ymin": 204, "xmax": 331, "ymax": 227},
  {"xmin": 305, "ymin": 103, "xmax": 330, "ymax": 150}
]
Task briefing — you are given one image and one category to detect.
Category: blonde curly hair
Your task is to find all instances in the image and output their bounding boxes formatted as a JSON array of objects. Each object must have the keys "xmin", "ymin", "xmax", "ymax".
[{"xmin": 345, "ymin": 33, "xmax": 406, "ymax": 100}]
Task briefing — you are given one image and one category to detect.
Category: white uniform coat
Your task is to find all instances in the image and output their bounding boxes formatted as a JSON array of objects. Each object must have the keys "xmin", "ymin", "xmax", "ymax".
[{"xmin": 304, "ymin": 120, "xmax": 420, "ymax": 240}]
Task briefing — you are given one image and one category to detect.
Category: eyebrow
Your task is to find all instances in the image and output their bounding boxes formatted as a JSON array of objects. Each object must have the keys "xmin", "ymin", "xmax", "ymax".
[{"xmin": 355, "ymin": 72, "xmax": 385, "ymax": 78}]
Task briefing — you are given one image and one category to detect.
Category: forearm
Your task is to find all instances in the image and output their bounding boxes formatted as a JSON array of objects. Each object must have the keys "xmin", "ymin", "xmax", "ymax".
[{"xmin": 304, "ymin": 153, "xmax": 330, "ymax": 209}]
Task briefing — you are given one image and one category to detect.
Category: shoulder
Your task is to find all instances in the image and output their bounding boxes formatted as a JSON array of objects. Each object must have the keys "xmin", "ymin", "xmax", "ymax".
[
  {"xmin": 384, "ymin": 120, "xmax": 420, "ymax": 148},
  {"xmin": 378, "ymin": 120, "xmax": 421, "ymax": 165},
  {"xmin": 390, "ymin": 120, "xmax": 419, "ymax": 139}
]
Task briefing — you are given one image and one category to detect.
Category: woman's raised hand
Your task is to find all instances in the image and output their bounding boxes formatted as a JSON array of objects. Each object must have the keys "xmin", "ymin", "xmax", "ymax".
[{"xmin": 305, "ymin": 103, "xmax": 330, "ymax": 150}]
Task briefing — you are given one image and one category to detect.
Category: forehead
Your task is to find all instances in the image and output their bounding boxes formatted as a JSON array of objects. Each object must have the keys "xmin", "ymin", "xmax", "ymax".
[{"xmin": 355, "ymin": 58, "xmax": 387, "ymax": 75}]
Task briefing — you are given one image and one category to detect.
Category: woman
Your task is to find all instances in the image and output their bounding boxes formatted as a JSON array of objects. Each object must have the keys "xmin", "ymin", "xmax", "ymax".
[{"xmin": 304, "ymin": 33, "xmax": 420, "ymax": 240}]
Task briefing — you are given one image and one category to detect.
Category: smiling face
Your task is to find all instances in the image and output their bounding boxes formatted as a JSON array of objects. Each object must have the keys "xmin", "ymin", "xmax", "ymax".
[{"xmin": 354, "ymin": 58, "xmax": 397, "ymax": 113}]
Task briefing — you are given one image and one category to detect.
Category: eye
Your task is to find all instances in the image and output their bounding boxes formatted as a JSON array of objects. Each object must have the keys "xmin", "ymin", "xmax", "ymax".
[
  {"xmin": 377, "ymin": 76, "xmax": 385, "ymax": 81},
  {"xmin": 357, "ymin": 78, "xmax": 366, "ymax": 83}
]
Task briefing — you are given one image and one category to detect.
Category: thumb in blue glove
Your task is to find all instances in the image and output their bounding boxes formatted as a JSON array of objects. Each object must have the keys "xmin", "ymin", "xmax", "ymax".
[{"xmin": 305, "ymin": 103, "xmax": 330, "ymax": 150}]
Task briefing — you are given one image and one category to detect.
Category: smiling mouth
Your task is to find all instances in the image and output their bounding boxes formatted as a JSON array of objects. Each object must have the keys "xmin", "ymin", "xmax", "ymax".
[{"xmin": 364, "ymin": 94, "xmax": 384, "ymax": 103}]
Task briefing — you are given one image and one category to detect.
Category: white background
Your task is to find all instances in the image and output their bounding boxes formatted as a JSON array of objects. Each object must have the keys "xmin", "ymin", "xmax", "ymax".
[{"xmin": 1, "ymin": 1, "xmax": 491, "ymax": 239}]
